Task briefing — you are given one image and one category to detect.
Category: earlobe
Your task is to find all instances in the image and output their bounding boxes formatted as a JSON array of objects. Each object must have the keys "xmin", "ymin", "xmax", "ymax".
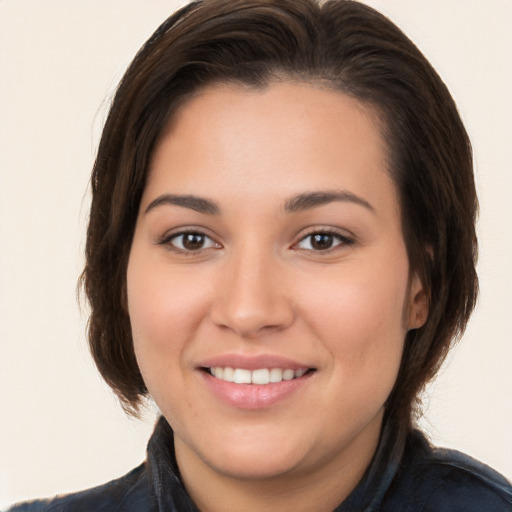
[{"xmin": 408, "ymin": 274, "xmax": 428, "ymax": 330}]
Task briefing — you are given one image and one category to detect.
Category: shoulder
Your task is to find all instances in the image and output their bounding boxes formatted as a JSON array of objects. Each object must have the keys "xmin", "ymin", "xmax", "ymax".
[
  {"xmin": 412, "ymin": 452, "xmax": 512, "ymax": 512},
  {"xmin": 385, "ymin": 431, "xmax": 512, "ymax": 512},
  {"xmin": 5, "ymin": 463, "xmax": 154, "ymax": 512}
]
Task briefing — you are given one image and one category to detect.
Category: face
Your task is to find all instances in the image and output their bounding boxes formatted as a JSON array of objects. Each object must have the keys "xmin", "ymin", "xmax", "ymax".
[{"xmin": 127, "ymin": 82, "xmax": 426, "ymax": 485}]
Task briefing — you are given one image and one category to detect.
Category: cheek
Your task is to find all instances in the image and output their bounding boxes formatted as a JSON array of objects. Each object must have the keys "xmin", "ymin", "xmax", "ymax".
[
  {"xmin": 128, "ymin": 243, "xmax": 207, "ymax": 328},
  {"xmin": 299, "ymin": 261, "xmax": 409, "ymax": 374},
  {"xmin": 126, "ymin": 250, "xmax": 210, "ymax": 381},
  {"xmin": 305, "ymin": 263, "xmax": 407, "ymax": 330}
]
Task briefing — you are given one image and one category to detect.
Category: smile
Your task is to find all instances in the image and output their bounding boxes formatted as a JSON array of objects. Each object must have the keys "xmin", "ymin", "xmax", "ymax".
[
  {"xmin": 208, "ymin": 367, "xmax": 311, "ymax": 385},
  {"xmin": 200, "ymin": 365, "xmax": 316, "ymax": 409}
]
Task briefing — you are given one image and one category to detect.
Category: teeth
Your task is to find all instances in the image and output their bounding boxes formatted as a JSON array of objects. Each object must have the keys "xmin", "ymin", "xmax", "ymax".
[
  {"xmin": 223, "ymin": 367, "xmax": 235, "ymax": 382},
  {"xmin": 269, "ymin": 368, "xmax": 283, "ymax": 383},
  {"xmin": 233, "ymin": 369, "xmax": 252, "ymax": 384},
  {"xmin": 252, "ymin": 368, "xmax": 270, "ymax": 385},
  {"xmin": 209, "ymin": 367, "xmax": 309, "ymax": 385},
  {"xmin": 283, "ymin": 369, "xmax": 295, "ymax": 381}
]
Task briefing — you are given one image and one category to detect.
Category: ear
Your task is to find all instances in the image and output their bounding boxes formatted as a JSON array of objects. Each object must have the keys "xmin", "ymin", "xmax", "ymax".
[{"xmin": 407, "ymin": 272, "xmax": 428, "ymax": 330}]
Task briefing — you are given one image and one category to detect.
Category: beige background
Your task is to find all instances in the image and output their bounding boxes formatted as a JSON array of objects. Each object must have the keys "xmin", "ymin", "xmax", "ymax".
[{"xmin": 1, "ymin": 0, "xmax": 511, "ymax": 508}]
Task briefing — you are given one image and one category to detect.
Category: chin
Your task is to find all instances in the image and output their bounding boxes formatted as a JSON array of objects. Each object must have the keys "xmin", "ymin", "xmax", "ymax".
[
  {"xmin": 206, "ymin": 445, "xmax": 307, "ymax": 481},
  {"xmin": 180, "ymin": 423, "xmax": 314, "ymax": 481}
]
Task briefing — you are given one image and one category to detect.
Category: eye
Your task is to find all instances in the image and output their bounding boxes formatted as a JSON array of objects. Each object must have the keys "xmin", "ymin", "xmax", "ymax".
[
  {"xmin": 295, "ymin": 231, "xmax": 353, "ymax": 252},
  {"xmin": 163, "ymin": 231, "xmax": 220, "ymax": 252}
]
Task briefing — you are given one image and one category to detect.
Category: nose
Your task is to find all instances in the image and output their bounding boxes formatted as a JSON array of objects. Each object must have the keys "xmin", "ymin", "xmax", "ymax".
[{"xmin": 209, "ymin": 245, "xmax": 295, "ymax": 339}]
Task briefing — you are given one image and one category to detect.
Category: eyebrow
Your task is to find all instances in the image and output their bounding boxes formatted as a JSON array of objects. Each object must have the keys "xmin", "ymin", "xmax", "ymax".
[
  {"xmin": 284, "ymin": 190, "xmax": 375, "ymax": 214},
  {"xmin": 145, "ymin": 194, "xmax": 221, "ymax": 215},
  {"xmin": 144, "ymin": 190, "xmax": 374, "ymax": 216}
]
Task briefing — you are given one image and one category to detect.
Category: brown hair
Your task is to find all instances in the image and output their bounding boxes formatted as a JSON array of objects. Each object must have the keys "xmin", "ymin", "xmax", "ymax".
[{"xmin": 82, "ymin": 0, "xmax": 478, "ymax": 443}]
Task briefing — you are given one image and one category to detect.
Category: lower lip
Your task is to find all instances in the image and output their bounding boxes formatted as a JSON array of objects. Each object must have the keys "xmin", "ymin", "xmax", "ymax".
[{"xmin": 199, "ymin": 371, "xmax": 313, "ymax": 410}]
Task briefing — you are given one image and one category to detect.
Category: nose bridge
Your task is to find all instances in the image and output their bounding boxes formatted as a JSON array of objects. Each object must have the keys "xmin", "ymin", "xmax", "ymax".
[{"xmin": 211, "ymin": 239, "xmax": 293, "ymax": 337}]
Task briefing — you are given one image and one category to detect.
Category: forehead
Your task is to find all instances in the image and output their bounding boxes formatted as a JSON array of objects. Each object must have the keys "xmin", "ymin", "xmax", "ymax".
[{"xmin": 144, "ymin": 81, "xmax": 398, "ymax": 219}]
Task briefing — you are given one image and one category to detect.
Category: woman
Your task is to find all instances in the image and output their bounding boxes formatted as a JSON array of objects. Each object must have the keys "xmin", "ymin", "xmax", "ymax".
[{"xmin": 8, "ymin": 0, "xmax": 512, "ymax": 510}]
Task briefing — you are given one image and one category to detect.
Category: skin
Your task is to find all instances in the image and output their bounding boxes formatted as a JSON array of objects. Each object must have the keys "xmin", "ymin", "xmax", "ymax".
[{"xmin": 127, "ymin": 82, "xmax": 427, "ymax": 512}]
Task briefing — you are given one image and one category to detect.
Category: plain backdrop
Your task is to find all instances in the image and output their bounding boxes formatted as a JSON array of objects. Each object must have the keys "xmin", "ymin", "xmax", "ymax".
[{"xmin": 1, "ymin": 0, "xmax": 511, "ymax": 508}]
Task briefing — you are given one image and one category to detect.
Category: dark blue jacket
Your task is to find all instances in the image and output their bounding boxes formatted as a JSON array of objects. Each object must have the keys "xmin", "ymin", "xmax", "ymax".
[{"xmin": 7, "ymin": 416, "xmax": 512, "ymax": 511}]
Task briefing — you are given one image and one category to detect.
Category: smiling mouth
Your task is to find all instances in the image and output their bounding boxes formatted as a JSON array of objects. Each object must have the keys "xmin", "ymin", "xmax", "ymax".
[{"xmin": 203, "ymin": 367, "xmax": 316, "ymax": 385}]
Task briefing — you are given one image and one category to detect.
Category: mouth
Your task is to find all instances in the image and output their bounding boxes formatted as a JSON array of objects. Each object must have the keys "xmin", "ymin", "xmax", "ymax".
[
  {"xmin": 196, "ymin": 355, "xmax": 317, "ymax": 408},
  {"xmin": 202, "ymin": 366, "xmax": 316, "ymax": 385}
]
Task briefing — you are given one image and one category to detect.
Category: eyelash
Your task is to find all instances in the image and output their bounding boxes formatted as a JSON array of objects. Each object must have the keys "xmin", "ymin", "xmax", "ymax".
[
  {"xmin": 158, "ymin": 230, "xmax": 221, "ymax": 255},
  {"xmin": 158, "ymin": 229, "xmax": 354, "ymax": 255},
  {"xmin": 293, "ymin": 229, "xmax": 355, "ymax": 253}
]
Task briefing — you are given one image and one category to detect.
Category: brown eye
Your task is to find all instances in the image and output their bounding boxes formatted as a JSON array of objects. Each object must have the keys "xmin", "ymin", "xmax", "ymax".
[
  {"xmin": 310, "ymin": 233, "xmax": 335, "ymax": 250},
  {"xmin": 296, "ymin": 231, "xmax": 353, "ymax": 252},
  {"xmin": 182, "ymin": 233, "xmax": 206, "ymax": 250},
  {"xmin": 167, "ymin": 232, "xmax": 218, "ymax": 252}
]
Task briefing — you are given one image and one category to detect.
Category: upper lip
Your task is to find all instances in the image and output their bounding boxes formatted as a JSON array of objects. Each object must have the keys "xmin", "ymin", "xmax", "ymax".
[{"xmin": 197, "ymin": 353, "xmax": 315, "ymax": 371}]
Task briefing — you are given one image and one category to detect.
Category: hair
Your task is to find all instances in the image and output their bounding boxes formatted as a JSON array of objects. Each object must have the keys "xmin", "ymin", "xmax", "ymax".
[{"xmin": 81, "ymin": 0, "xmax": 478, "ymax": 446}]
